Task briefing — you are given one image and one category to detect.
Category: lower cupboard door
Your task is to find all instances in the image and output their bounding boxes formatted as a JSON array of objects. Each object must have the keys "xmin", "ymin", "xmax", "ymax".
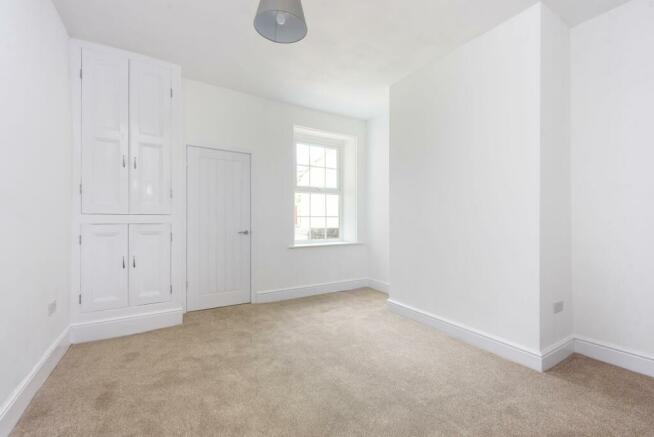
[
  {"xmin": 129, "ymin": 223, "xmax": 171, "ymax": 305},
  {"xmin": 81, "ymin": 224, "xmax": 129, "ymax": 312}
]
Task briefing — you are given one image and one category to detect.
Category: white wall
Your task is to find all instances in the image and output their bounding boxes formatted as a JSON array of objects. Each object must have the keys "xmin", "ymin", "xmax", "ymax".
[
  {"xmin": 390, "ymin": 5, "xmax": 543, "ymax": 352},
  {"xmin": 0, "ymin": 0, "xmax": 72, "ymax": 420},
  {"xmin": 366, "ymin": 112, "xmax": 390, "ymax": 290},
  {"xmin": 183, "ymin": 79, "xmax": 368, "ymax": 294},
  {"xmin": 539, "ymin": 4, "xmax": 572, "ymax": 351},
  {"xmin": 571, "ymin": 0, "xmax": 654, "ymax": 357}
]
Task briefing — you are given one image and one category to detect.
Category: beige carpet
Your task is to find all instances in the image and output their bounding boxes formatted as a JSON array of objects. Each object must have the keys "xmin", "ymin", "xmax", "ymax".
[{"xmin": 12, "ymin": 288, "xmax": 654, "ymax": 436}]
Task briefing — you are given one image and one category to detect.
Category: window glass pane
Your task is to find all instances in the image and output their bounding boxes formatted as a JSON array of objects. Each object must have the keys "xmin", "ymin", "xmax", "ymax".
[
  {"xmin": 310, "ymin": 167, "xmax": 325, "ymax": 188},
  {"xmin": 325, "ymin": 169, "xmax": 337, "ymax": 189},
  {"xmin": 326, "ymin": 148, "xmax": 338, "ymax": 169},
  {"xmin": 296, "ymin": 144, "xmax": 310, "ymax": 166},
  {"xmin": 295, "ymin": 217, "xmax": 310, "ymax": 241},
  {"xmin": 311, "ymin": 216, "xmax": 326, "ymax": 240},
  {"xmin": 297, "ymin": 165, "xmax": 310, "ymax": 186},
  {"xmin": 326, "ymin": 228, "xmax": 339, "ymax": 239},
  {"xmin": 311, "ymin": 216, "xmax": 326, "ymax": 228},
  {"xmin": 310, "ymin": 193, "xmax": 325, "ymax": 217},
  {"xmin": 326, "ymin": 217, "xmax": 339, "ymax": 228},
  {"xmin": 310, "ymin": 145, "xmax": 325, "ymax": 167},
  {"xmin": 311, "ymin": 228, "xmax": 326, "ymax": 239},
  {"xmin": 295, "ymin": 192, "xmax": 310, "ymax": 216},
  {"xmin": 294, "ymin": 132, "xmax": 346, "ymax": 243},
  {"xmin": 326, "ymin": 194, "xmax": 339, "ymax": 217}
]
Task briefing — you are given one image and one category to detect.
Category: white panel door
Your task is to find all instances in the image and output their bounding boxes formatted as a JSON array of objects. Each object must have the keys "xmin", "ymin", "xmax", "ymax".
[
  {"xmin": 81, "ymin": 49, "xmax": 129, "ymax": 214},
  {"xmin": 81, "ymin": 224, "xmax": 128, "ymax": 312},
  {"xmin": 129, "ymin": 60, "xmax": 172, "ymax": 214},
  {"xmin": 129, "ymin": 223, "xmax": 172, "ymax": 305},
  {"xmin": 187, "ymin": 147, "xmax": 251, "ymax": 311}
]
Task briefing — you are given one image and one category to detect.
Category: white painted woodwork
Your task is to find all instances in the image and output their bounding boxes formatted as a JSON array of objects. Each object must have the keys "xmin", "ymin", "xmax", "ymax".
[
  {"xmin": 129, "ymin": 223, "xmax": 171, "ymax": 305},
  {"xmin": 80, "ymin": 49, "xmax": 129, "ymax": 214},
  {"xmin": 69, "ymin": 40, "xmax": 183, "ymax": 352},
  {"xmin": 81, "ymin": 224, "xmax": 128, "ymax": 312},
  {"xmin": 187, "ymin": 147, "xmax": 251, "ymax": 311},
  {"xmin": 129, "ymin": 60, "xmax": 172, "ymax": 214}
]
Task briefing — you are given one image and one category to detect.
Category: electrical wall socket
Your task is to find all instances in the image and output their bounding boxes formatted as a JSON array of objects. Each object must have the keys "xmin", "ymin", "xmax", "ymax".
[
  {"xmin": 48, "ymin": 300, "xmax": 57, "ymax": 316},
  {"xmin": 553, "ymin": 301, "xmax": 564, "ymax": 314}
]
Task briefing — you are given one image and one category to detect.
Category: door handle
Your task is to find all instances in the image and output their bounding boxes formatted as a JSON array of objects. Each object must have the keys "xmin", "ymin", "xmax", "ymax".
[
  {"xmin": 132, "ymin": 256, "xmax": 136, "ymax": 268},
  {"xmin": 238, "ymin": 230, "xmax": 249, "ymax": 235},
  {"xmin": 122, "ymin": 155, "xmax": 126, "ymax": 168},
  {"xmin": 133, "ymin": 157, "xmax": 137, "ymax": 169},
  {"xmin": 122, "ymin": 256, "xmax": 125, "ymax": 269}
]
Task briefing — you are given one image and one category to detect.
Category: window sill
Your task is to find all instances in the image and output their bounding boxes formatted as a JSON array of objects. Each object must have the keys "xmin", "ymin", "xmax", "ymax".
[{"xmin": 289, "ymin": 241, "xmax": 362, "ymax": 249}]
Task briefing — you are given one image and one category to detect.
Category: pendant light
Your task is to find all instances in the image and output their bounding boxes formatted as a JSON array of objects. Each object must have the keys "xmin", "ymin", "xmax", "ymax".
[{"xmin": 254, "ymin": 0, "xmax": 307, "ymax": 44}]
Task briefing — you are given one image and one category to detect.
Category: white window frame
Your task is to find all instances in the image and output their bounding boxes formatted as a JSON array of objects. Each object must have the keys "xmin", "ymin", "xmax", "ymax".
[{"xmin": 293, "ymin": 139, "xmax": 344, "ymax": 245}]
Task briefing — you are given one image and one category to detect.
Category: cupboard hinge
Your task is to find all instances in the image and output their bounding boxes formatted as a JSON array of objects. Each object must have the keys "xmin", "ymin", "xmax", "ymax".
[
  {"xmin": 78, "ymin": 235, "xmax": 82, "ymax": 245},
  {"xmin": 170, "ymin": 284, "xmax": 173, "ymax": 294},
  {"xmin": 78, "ymin": 294, "xmax": 82, "ymax": 304},
  {"xmin": 170, "ymin": 88, "xmax": 173, "ymax": 99}
]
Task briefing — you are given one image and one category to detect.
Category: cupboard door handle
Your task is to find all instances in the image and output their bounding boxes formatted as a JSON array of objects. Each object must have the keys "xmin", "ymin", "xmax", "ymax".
[
  {"xmin": 122, "ymin": 256, "xmax": 125, "ymax": 269},
  {"xmin": 133, "ymin": 157, "xmax": 137, "ymax": 169},
  {"xmin": 122, "ymin": 155, "xmax": 126, "ymax": 168},
  {"xmin": 132, "ymin": 256, "xmax": 136, "ymax": 268}
]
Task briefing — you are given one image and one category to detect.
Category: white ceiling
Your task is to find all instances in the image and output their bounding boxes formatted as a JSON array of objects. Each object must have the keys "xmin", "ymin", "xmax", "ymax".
[{"xmin": 53, "ymin": 0, "xmax": 630, "ymax": 119}]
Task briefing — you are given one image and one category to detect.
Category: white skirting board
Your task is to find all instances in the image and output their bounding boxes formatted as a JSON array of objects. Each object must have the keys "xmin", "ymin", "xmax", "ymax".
[
  {"xmin": 255, "ymin": 278, "xmax": 370, "ymax": 304},
  {"xmin": 540, "ymin": 336, "xmax": 576, "ymax": 371},
  {"xmin": 574, "ymin": 336, "xmax": 654, "ymax": 378},
  {"xmin": 0, "ymin": 328, "xmax": 70, "ymax": 437},
  {"xmin": 367, "ymin": 279, "xmax": 390, "ymax": 294},
  {"xmin": 387, "ymin": 299, "xmax": 546, "ymax": 371},
  {"xmin": 69, "ymin": 308, "xmax": 184, "ymax": 344},
  {"xmin": 388, "ymin": 299, "xmax": 654, "ymax": 377}
]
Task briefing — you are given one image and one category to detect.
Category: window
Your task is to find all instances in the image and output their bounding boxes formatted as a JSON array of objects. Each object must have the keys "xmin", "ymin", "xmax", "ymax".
[
  {"xmin": 294, "ymin": 142, "xmax": 341, "ymax": 243},
  {"xmin": 293, "ymin": 126, "xmax": 357, "ymax": 246}
]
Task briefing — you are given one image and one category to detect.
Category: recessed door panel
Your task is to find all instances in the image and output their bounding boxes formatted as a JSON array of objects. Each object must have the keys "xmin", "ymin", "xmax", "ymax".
[
  {"xmin": 129, "ymin": 223, "xmax": 171, "ymax": 305},
  {"xmin": 129, "ymin": 60, "xmax": 172, "ymax": 214},
  {"xmin": 81, "ymin": 49, "xmax": 129, "ymax": 214},
  {"xmin": 81, "ymin": 224, "xmax": 128, "ymax": 312},
  {"xmin": 187, "ymin": 147, "xmax": 251, "ymax": 311}
]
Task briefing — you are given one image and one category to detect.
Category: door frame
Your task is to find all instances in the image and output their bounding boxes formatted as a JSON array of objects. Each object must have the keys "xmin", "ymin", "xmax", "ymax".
[{"xmin": 186, "ymin": 144, "xmax": 254, "ymax": 309}]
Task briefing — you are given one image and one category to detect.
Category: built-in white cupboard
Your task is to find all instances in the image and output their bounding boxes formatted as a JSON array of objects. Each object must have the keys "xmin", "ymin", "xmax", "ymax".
[
  {"xmin": 80, "ymin": 48, "xmax": 172, "ymax": 215},
  {"xmin": 80, "ymin": 224, "xmax": 171, "ymax": 312},
  {"xmin": 70, "ymin": 40, "xmax": 183, "ymax": 343}
]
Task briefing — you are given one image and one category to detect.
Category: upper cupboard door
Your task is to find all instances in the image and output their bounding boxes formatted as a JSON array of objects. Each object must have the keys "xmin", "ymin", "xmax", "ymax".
[
  {"xmin": 129, "ymin": 60, "xmax": 172, "ymax": 214},
  {"xmin": 81, "ymin": 49, "xmax": 129, "ymax": 214}
]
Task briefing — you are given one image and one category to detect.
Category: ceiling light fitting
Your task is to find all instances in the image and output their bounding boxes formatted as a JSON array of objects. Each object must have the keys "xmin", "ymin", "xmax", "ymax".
[{"xmin": 254, "ymin": 0, "xmax": 307, "ymax": 44}]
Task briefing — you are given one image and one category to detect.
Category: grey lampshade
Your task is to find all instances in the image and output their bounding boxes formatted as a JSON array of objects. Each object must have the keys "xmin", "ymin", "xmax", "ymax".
[{"xmin": 254, "ymin": 0, "xmax": 307, "ymax": 44}]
